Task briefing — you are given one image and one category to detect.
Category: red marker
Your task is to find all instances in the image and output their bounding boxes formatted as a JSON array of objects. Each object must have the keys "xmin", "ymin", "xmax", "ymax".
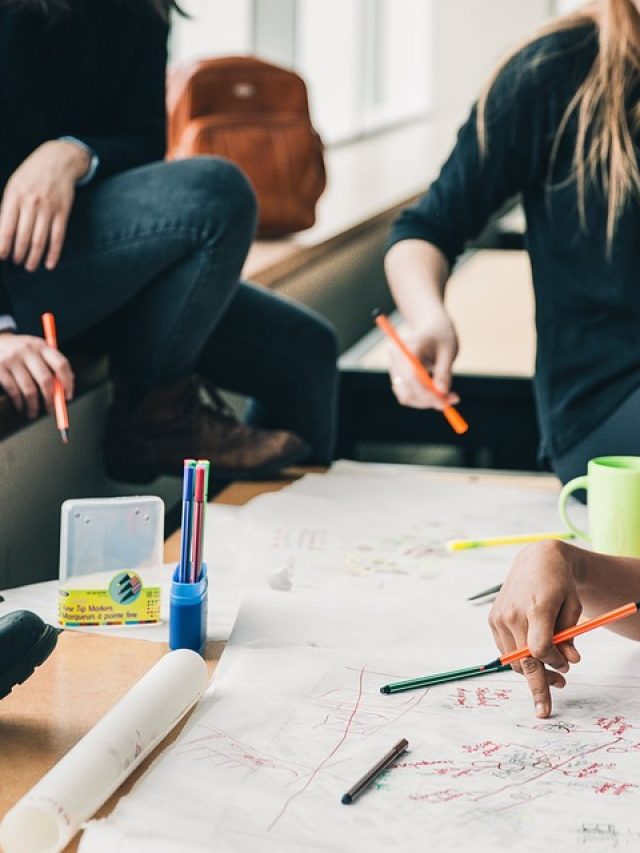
[{"xmin": 189, "ymin": 463, "xmax": 207, "ymax": 583}]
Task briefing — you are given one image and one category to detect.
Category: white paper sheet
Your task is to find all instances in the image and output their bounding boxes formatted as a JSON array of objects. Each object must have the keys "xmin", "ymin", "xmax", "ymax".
[
  {"xmin": 81, "ymin": 590, "xmax": 640, "ymax": 852},
  {"xmin": 2, "ymin": 466, "xmax": 585, "ymax": 644},
  {"xmin": 0, "ymin": 650, "xmax": 208, "ymax": 853}
]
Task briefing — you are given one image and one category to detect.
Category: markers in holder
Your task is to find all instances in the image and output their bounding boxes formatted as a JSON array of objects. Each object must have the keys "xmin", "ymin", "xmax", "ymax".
[{"xmin": 170, "ymin": 459, "xmax": 211, "ymax": 655}]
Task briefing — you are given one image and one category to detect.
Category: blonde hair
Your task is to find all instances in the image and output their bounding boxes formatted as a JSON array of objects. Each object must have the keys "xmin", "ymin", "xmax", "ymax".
[{"xmin": 478, "ymin": 0, "xmax": 640, "ymax": 247}]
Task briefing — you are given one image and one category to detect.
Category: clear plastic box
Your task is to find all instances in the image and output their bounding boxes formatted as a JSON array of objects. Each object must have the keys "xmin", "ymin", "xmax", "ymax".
[{"xmin": 59, "ymin": 496, "xmax": 164, "ymax": 581}]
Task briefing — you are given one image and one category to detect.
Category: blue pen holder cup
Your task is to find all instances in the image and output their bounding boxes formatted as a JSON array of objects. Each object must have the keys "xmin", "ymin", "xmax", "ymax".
[{"xmin": 169, "ymin": 564, "xmax": 208, "ymax": 656}]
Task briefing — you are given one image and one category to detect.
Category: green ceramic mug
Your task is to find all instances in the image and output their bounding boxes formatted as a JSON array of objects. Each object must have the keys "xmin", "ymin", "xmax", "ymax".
[{"xmin": 558, "ymin": 456, "xmax": 640, "ymax": 557}]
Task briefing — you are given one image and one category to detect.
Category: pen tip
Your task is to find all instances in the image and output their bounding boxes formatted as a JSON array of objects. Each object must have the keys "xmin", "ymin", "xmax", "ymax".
[
  {"xmin": 372, "ymin": 308, "xmax": 381, "ymax": 319},
  {"xmin": 341, "ymin": 794, "xmax": 352, "ymax": 805},
  {"xmin": 60, "ymin": 429, "xmax": 69, "ymax": 444},
  {"xmin": 380, "ymin": 686, "xmax": 390, "ymax": 694}
]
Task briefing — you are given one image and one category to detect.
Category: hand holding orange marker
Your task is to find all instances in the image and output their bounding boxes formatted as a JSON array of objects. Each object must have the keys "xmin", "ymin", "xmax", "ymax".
[
  {"xmin": 41, "ymin": 312, "xmax": 69, "ymax": 444},
  {"xmin": 373, "ymin": 311, "xmax": 468, "ymax": 435}
]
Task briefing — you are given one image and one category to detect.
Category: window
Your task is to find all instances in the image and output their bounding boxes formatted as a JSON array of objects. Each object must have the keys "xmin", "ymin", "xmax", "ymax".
[{"xmin": 170, "ymin": 1, "xmax": 565, "ymax": 148}]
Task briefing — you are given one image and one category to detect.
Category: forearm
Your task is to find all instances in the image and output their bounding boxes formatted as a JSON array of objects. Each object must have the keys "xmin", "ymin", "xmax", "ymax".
[
  {"xmin": 384, "ymin": 240, "xmax": 451, "ymax": 327},
  {"xmin": 569, "ymin": 544, "xmax": 640, "ymax": 640}
]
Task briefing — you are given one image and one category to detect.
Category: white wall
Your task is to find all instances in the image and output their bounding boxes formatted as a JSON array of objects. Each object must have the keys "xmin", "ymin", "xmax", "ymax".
[
  {"xmin": 170, "ymin": 0, "xmax": 254, "ymax": 64},
  {"xmin": 430, "ymin": 0, "xmax": 552, "ymax": 115}
]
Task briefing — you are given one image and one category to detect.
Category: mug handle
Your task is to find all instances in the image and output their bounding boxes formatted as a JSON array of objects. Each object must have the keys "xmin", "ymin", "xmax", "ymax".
[{"xmin": 558, "ymin": 475, "xmax": 590, "ymax": 542}]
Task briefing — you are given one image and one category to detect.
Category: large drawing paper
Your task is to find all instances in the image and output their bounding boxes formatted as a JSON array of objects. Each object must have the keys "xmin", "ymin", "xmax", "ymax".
[{"xmin": 81, "ymin": 591, "xmax": 640, "ymax": 852}]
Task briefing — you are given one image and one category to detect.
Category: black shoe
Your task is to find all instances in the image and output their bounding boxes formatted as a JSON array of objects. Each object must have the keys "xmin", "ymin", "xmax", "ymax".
[{"xmin": 0, "ymin": 610, "xmax": 61, "ymax": 700}]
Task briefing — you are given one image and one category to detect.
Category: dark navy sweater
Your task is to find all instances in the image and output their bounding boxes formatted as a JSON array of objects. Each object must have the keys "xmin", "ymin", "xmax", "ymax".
[
  {"xmin": 0, "ymin": 0, "xmax": 168, "ymax": 314},
  {"xmin": 388, "ymin": 25, "xmax": 640, "ymax": 460}
]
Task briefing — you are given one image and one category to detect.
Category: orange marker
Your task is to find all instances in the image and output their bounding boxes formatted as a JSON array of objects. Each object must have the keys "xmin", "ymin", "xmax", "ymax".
[
  {"xmin": 498, "ymin": 600, "xmax": 640, "ymax": 666},
  {"xmin": 41, "ymin": 312, "xmax": 69, "ymax": 444},
  {"xmin": 381, "ymin": 599, "xmax": 640, "ymax": 694},
  {"xmin": 374, "ymin": 311, "xmax": 468, "ymax": 435}
]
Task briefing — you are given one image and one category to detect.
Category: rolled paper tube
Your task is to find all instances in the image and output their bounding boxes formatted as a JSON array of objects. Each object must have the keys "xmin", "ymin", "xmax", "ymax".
[{"xmin": 0, "ymin": 649, "xmax": 208, "ymax": 853}]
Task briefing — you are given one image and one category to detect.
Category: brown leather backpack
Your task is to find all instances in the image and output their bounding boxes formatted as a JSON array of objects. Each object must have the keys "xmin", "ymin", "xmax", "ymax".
[{"xmin": 167, "ymin": 56, "xmax": 327, "ymax": 238}]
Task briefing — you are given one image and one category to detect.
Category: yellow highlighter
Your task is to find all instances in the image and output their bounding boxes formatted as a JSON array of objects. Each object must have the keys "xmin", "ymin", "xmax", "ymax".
[{"xmin": 446, "ymin": 530, "xmax": 575, "ymax": 552}]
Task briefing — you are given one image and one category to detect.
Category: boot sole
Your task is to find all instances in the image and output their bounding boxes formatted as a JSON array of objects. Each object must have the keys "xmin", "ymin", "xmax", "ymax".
[
  {"xmin": 0, "ymin": 624, "xmax": 61, "ymax": 700},
  {"xmin": 105, "ymin": 444, "xmax": 310, "ymax": 484}
]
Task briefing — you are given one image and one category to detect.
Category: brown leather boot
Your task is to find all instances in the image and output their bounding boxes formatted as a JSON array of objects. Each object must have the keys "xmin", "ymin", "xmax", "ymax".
[{"xmin": 104, "ymin": 376, "xmax": 309, "ymax": 483}]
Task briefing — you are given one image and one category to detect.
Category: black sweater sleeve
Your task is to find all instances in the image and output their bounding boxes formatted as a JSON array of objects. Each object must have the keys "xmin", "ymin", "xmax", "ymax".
[
  {"xmin": 387, "ymin": 47, "xmax": 550, "ymax": 266},
  {"xmin": 80, "ymin": 11, "xmax": 168, "ymax": 179}
]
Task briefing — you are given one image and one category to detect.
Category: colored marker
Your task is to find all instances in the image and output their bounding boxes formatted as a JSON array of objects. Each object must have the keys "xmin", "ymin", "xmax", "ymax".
[
  {"xmin": 341, "ymin": 739, "xmax": 408, "ymax": 804},
  {"xmin": 373, "ymin": 311, "xmax": 468, "ymax": 435},
  {"xmin": 381, "ymin": 600, "xmax": 640, "ymax": 694},
  {"xmin": 381, "ymin": 663, "xmax": 512, "ymax": 695},
  {"xmin": 41, "ymin": 312, "xmax": 69, "ymax": 444},
  {"xmin": 447, "ymin": 530, "xmax": 575, "ymax": 551},
  {"xmin": 178, "ymin": 460, "xmax": 196, "ymax": 583},
  {"xmin": 190, "ymin": 463, "xmax": 207, "ymax": 583},
  {"xmin": 468, "ymin": 583, "xmax": 503, "ymax": 602}
]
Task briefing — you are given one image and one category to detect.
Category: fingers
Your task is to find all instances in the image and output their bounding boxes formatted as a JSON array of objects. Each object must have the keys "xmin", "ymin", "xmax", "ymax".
[
  {"xmin": 24, "ymin": 209, "xmax": 53, "ymax": 273},
  {"xmin": 12, "ymin": 200, "xmax": 38, "ymax": 266},
  {"xmin": 520, "ymin": 657, "xmax": 554, "ymax": 718},
  {"xmin": 490, "ymin": 605, "xmax": 563, "ymax": 719},
  {"xmin": 0, "ymin": 194, "xmax": 19, "ymax": 261},
  {"xmin": 41, "ymin": 346, "xmax": 75, "ymax": 400},
  {"xmin": 22, "ymin": 349, "xmax": 56, "ymax": 414},
  {"xmin": 9, "ymin": 360, "xmax": 40, "ymax": 419},
  {"xmin": 388, "ymin": 349, "xmax": 460, "ymax": 410},
  {"xmin": 526, "ymin": 605, "xmax": 572, "ymax": 673},
  {"xmin": 0, "ymin": 367, "xmax": 23, "ymax": 413},
  {"xmin": 46, "ymin": 212, "xmax": 69, "ymax": 270},
  {"xmin": 432, "ymin": 344, "xmax": 455, "ymax": 396}
]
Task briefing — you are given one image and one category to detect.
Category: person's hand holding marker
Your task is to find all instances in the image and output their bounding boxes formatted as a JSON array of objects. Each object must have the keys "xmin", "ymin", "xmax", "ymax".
[
  {"xmin": 388, "ymin": 314, "xmax": 461, "ymax": 412},
  {"xmin": 489, "ymin": 540, "xmax": 583, "ymax": 719}
]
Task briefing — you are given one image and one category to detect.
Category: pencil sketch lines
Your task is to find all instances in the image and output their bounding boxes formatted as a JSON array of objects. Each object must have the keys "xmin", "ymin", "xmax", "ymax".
[
  {"xmin": 266, "ymin": 666, "xmax": 366, "ymax": 832},
  {"xmin": 471, "ymin": 737, "xmax": 623, "ymax": 803},
  {"xmin": 175, "ymin": 726, "xmax": 301, "ymax": 783}
]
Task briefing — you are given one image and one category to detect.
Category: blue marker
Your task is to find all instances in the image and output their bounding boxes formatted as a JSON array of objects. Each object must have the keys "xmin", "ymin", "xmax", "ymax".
[{"xmin": 178, "ymin": 460, "xmax": 196, "ymax": 583}]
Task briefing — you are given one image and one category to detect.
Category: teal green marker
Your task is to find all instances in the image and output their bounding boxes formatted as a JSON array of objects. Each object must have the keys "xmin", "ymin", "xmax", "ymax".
[{"xmin": 380, "ymin": 663, "xmax": 512, "ymax": 695}]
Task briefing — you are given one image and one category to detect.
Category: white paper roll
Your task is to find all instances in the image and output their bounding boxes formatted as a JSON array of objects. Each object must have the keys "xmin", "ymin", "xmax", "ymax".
[{"xmin": 0, "ymin": 649, "xmax": 208, "ymax": 853}]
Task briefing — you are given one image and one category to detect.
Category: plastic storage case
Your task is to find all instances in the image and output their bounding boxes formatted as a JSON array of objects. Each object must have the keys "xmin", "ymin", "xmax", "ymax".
[
  {"xmin": 59, "ymin": 496, "xmax": 164, "ymax": 580},
  {"xmin": 58, "ymin": 496, "xmax": 165, "ymax": 628}
]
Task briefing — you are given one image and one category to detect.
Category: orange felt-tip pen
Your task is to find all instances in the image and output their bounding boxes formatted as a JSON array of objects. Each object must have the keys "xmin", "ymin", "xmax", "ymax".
[
  {"xmin": 373, "ymin": 311, "xmax": 468, "ymax": 435},
  {"xmin": 381, "ymin": 599, "xmax": 640, "ymax": 694},
  {"xmin": 41, "ymin": 312, "xmax": 69, "ymax": 444}
]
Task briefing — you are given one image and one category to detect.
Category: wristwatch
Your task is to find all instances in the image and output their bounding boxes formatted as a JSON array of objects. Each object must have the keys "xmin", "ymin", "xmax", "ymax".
[{"xmin": 58, "ymin": 136, "xmax": 100, "ymax": 186}]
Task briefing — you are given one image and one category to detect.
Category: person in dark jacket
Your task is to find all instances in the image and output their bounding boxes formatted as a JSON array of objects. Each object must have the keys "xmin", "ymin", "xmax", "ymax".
[
  {"xmin": 386, "ymin": 0, "xmax": 640, "ymax": 718},
  {"xmin": 0, "ymin": 0, "xmax": 338, "ymax": 482}
]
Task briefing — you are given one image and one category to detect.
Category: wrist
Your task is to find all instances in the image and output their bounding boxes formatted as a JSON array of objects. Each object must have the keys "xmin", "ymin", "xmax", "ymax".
[
  {"xmin": 562, "ymin": 541, "xmax": 590, "ymax": 591},
  {"xmin": 55, "ymin": 138, "xmax": 93, "ymax": 183}
]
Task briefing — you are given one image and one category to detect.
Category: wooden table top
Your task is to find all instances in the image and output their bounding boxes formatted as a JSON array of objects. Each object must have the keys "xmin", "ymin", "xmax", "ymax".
[{"xmin": 0, "ymin": 464, "xmax": 558, "ymax": 851}]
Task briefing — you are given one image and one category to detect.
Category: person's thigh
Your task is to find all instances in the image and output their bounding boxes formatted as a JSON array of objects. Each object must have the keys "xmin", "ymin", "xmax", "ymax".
[
  {"xmin": 197, "ymin": 282, "xmax": 339, "ymax": 463},
  {"xmin": 3, "ymin": 157, "xmax": 256, "ymax": 343},
  {"xmin": 553, "ymin": 384, "xmax": 640, "ymax": 487}
]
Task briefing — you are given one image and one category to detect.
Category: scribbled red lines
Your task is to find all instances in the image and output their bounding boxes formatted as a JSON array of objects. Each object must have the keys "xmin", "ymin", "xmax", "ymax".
[
  {"xmin": 562, "ymin": 762, "xmax": 606, "ymax": 779},
  {"xmin": 595, "ymin": 781, "xmax": 637, "ymax": 796},
  {"xmin": 409, "ymin": 789, "xmax": 464, "ymax": 803},
  {"xmin": 267, "ymin": 666, "xmax": 366, "ymax": 832},
  {"xmin": 596, "ymin": 716, "xmax": 632, "ymax": 737},
  {"xmin": 463, "ymin": 741, "xmax": 503, "ymax": 756}
]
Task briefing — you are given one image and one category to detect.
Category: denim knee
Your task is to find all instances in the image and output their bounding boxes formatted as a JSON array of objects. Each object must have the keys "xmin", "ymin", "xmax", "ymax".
[{"xmin": 163, "ymin": 157, "xmax": 257, "ymax": 245}]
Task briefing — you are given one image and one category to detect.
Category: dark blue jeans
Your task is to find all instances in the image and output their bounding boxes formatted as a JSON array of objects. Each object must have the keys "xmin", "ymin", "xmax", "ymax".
[{"xmin": 3, "ymin": 158, "xmax": 338, "ymax": 463}]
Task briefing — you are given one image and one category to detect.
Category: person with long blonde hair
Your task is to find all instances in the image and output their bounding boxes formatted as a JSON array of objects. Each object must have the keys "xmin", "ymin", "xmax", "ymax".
[{"xmin": 386, "ymin": 0, "xmax": 640, "ymax": 718}]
